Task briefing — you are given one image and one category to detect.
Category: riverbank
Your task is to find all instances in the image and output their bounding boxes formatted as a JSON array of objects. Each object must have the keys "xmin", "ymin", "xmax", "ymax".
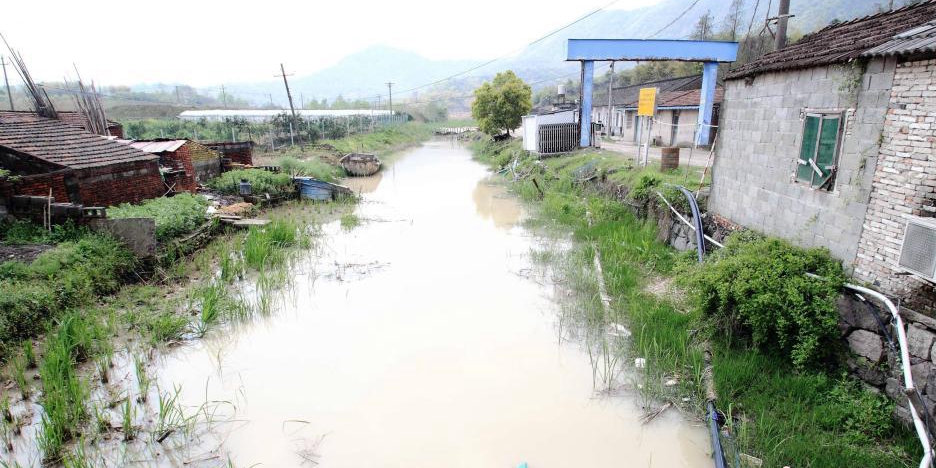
[
  {"xmin": 0, "ymin": 124, "xmax": 439, "ymax": 465},
  {"xmin": 471, "ymin": 137, "xmax": 921, "ymax": 468}
]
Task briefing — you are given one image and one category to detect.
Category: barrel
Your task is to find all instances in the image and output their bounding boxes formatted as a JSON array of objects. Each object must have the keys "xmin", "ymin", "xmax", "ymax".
[{"xmin": 661, "ymin": 147, "xmax": 680, "ymax": 172}]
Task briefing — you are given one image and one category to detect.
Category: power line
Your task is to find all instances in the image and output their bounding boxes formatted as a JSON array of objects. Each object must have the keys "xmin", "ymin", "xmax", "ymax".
[
  {"xmin": 648, "ymin": 0, "xmax": 703, "ymax": 38},
  {"xmin": 341, "ymin": 0, "xmax": 621, "ymax": 104}
]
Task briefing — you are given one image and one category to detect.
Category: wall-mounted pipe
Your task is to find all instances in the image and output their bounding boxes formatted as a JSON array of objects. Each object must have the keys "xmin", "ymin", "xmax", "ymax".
[{"xmin": 653, "ymin": 188, "xmax": 933, "ymax": 467}]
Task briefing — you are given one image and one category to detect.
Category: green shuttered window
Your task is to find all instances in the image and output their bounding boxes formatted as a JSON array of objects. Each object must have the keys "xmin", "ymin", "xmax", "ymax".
[{"xmin": 797, "ymin": 113, "xmax": 842, "ymax": 190}]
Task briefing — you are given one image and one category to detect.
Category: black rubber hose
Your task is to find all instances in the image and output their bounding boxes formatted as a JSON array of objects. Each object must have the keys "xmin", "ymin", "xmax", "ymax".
[
  {"xmin": 671, "ymin": 184, "xmax": 726, "ymax": 468},
  {"xmin": 672, "ymin": 185, "xmax": 707, "ymax": 263},
  {"xmin": 707, "ymin": 401, "xmax": 728, "ymax": 468}
]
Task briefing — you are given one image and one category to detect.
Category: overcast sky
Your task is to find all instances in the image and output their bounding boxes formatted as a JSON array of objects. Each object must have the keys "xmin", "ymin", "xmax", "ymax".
[{"xmin": 0, "ymin": 0, "xmax": 661, "ymax": 88}]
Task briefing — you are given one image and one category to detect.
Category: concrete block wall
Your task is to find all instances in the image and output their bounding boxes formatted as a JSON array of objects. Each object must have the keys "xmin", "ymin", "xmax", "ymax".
[
  {"xmin": 708, "ymin": 58, "xmax": 897, "ymax": 268},
  {"xmin": 854, "ymin": 58, "xmax": 936, "ymax": 309}
]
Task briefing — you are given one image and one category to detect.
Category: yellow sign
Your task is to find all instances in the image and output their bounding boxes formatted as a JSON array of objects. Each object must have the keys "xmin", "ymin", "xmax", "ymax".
[{"xmin": 637, "ymin": 87, "xmax": 658, "ymax": 117}]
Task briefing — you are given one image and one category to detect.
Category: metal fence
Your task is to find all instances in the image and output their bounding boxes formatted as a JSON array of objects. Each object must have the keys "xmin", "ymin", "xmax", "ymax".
[{"xmin": 537, "ymin": 123, "xmax": 596, "ymax": 155}]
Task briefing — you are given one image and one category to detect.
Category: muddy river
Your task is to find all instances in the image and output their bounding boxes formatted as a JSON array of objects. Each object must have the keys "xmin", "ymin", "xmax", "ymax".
[{"xmin": 158, "ymin": 140, "xmax": 711, "ymax": 467}]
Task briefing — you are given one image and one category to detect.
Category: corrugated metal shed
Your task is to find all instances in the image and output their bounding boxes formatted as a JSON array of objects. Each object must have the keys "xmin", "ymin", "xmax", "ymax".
[
  {"xmin": 117, "ymin": 139, "xmax": 187, "ymax": 153},
  {"xmin": 864, "ymin": 20, "xmax": 936, "ymax": 57}
]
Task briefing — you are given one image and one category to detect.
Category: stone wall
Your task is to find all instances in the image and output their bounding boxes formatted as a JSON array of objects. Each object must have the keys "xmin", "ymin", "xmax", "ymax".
[
  {"xmin": 840, "ymin": 293, "xmax": 936, "ymax": 425},
  {"xmin": 854, "ymin": 58, "xmax": 936, "ymax": 310},
  {"xmin": 708, "ymin": 58, "xmax": 898, "ymax": 269}
]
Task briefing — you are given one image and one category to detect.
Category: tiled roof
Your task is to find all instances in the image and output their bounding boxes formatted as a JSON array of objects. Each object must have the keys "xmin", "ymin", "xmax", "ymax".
[
  {"xmin": 594, "ymin": 75, "xmax": 702, "ymax": 108},
  {"xmin": 616, "ymin": 88, "xmax": 723, "ymax": 109},
  {"xmin": 53, "ymin": 111, "xmax": 122, "ymax": 134},
  {"xmin": 726, "ymin": 1, "xmax": 936, "ymax": 80},
  {"xmin": 0, "ymin": 111, "xmax": 158, "ymax": 169}
]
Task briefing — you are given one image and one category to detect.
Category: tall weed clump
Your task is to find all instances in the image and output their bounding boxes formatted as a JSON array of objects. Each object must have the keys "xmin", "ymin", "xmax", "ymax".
[
  {"xmin": 679, "ymin": 231, "xmax": 845, "ymax": 368},
  {"xmin": 208, "ymin": 169, "xmax": 293, "ymax": 196},
  {"xmin": 276, "ymin": 156, "xmax": 341, "ymax": 182},
  {"xmin": 37, "ymin": 311, "xmax": 104, "ymax": 462}
]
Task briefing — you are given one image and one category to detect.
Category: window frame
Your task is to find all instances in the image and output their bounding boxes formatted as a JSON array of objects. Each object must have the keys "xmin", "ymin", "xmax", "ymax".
[{"xmin": 796, "ymin": 111, "xmax": 844, "ymax": 191}]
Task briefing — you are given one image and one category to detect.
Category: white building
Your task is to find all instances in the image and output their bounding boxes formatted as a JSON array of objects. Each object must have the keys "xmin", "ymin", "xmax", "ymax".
[
  {"xmin": 521, "ymin": 109, "xmax": 578, "ymax": 153},
  {"xmin": 179, "ymin": 109, "xmax": 393, "ymax": 123}
]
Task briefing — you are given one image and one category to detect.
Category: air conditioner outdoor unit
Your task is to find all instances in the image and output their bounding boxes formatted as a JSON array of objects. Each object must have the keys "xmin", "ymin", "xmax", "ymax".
[{"xmin": 898, "ymin": 216, "xmax": 936, "ymax": 282}]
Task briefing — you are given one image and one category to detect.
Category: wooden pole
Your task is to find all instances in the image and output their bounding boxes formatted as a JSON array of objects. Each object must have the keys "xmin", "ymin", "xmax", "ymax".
[
  {"xmin": 775, "ymin": 0, "xmax": 791, "ymax": 50},
  {"xmin": 278, "ymin": 64, "xmax": 299, "ymax": 137},
  {"xmin": 1, "ymin": 56, "xmax": 13, "ymax": 110}
]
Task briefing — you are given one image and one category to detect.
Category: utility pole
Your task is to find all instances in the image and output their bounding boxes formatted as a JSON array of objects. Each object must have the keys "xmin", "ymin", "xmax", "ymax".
[
  {"xmin": 268, "ymin": 94, "xmax": 274, "ymax": 108},
  {"xmin": 300, "ymin": 93, "xmax": 305, "ymax": 109},
  {"xmin": 175, "ymin": 85, "xmax": 181, "ymax": 104},
  {"xmin": 220, "ymin": 85, "xmax": 228, "ymax": 109},
  {"xmin": 775, "ymin": 0, "xmax": 791, "ymax": 50},
  {"xmin": 1, "ymin": 56, "xmax": 13, "ymax": 111},
  {"xmin": 386, "ymin": 82, "xmax": 394, "ymax": 118},
  {"xmin": 276, "ymin": 63, "xmax": 299, "ymax": 126}
]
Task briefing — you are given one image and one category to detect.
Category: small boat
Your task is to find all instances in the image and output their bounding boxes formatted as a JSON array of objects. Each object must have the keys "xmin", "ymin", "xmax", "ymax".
[
  {"xmin": 293, "ymin": 177, "xmax": 353, "ymax": 201},
  {"xmin": 339, "ymin": 153, "xmax": 381, "ymax": 176}
]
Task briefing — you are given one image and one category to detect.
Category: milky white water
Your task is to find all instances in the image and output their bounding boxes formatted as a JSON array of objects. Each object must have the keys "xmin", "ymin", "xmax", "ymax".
[{"xmin": 155, "ymin": 140, "xmax": 712, "ymax": 467}]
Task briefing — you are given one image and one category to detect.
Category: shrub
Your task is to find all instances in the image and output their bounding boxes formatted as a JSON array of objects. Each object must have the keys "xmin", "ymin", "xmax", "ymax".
[
  {"xmin": 108, "ymin": 193, "xmax": 208, "ymax": 241},
  {"xmin": 208, "ymin": 169, "xmax": 294, "ymax": 196},
  {"xmin": 679, "ymin": 231, "xmax": 846, "ymax": 368}
]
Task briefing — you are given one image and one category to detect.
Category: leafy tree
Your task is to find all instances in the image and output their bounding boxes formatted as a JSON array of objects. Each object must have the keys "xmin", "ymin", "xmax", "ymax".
[{"xmin": 471, "ymin": 71, "xmax": 532, "ymax": 136}]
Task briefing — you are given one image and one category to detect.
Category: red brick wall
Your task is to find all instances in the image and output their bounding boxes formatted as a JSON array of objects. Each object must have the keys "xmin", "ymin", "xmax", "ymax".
[
  {"xmin": 107, "ymin": 123, "xmax": 124, "ymax": 139},
  {"xmin": 206, "ymin": 142, "xmax": 253, "ymax": 165},
  {"xmin": 76, "ymin": 159, "xmax": 164, "ymax": 207},
  {"xmin": 160, "ymin": 145, "xmax": 197, "ymax": 193},
  {"xmin": 0, "ymin": 171, "xmax": 72, "ymax": 202}
]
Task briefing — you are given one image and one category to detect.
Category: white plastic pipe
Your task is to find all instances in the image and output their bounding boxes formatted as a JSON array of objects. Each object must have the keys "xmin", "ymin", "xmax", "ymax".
[
  {"xmin": 842, "ymin": 281, "xmax": 933, "ymax": 468},
  {"xmin": 652, "ymin": 192, "xmax": 933, "ymax": 466},
  {"xmin": 805, "ymin": 274, "xmax": 933, "ymax": 468}
]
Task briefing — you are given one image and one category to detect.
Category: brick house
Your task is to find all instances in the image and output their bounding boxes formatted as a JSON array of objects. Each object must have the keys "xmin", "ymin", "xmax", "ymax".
[
  {"xmin": 119, "ymin": 139, "xmax": 222, "ymax": 192},
  {"xmin": 0, "ymin": 111, "xmax": 163, "ymax": 206},
  {"xmin": 708, "ymin": 2, "xmax": 936, "ymax": 309}
]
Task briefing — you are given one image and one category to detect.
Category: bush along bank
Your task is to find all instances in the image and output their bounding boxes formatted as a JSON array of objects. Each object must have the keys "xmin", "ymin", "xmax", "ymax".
[{"xmin": 472, "ymin": 138, "xmax": 921, "ymax": 468}]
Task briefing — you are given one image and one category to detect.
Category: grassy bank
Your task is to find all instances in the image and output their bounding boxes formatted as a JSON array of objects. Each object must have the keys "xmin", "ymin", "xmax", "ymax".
[{"xmin": 472, "ymin": 138, "xmax": 919, "ymax": 468}]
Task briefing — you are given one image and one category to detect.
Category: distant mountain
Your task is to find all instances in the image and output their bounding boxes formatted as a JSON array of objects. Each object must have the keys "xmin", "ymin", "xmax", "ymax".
[
  {"xmin": 217, "ymin": 0, "xmax": 910, "ymax": 105},
  {"xmin": 227, "ymin": 45, "xmax": 480, "ymax": 105}
]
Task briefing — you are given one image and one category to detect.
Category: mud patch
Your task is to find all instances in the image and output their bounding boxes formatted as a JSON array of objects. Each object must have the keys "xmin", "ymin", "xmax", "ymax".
[{"xmin": 0, "ymin": 244, "xmax": 53, "ymax": 263}]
